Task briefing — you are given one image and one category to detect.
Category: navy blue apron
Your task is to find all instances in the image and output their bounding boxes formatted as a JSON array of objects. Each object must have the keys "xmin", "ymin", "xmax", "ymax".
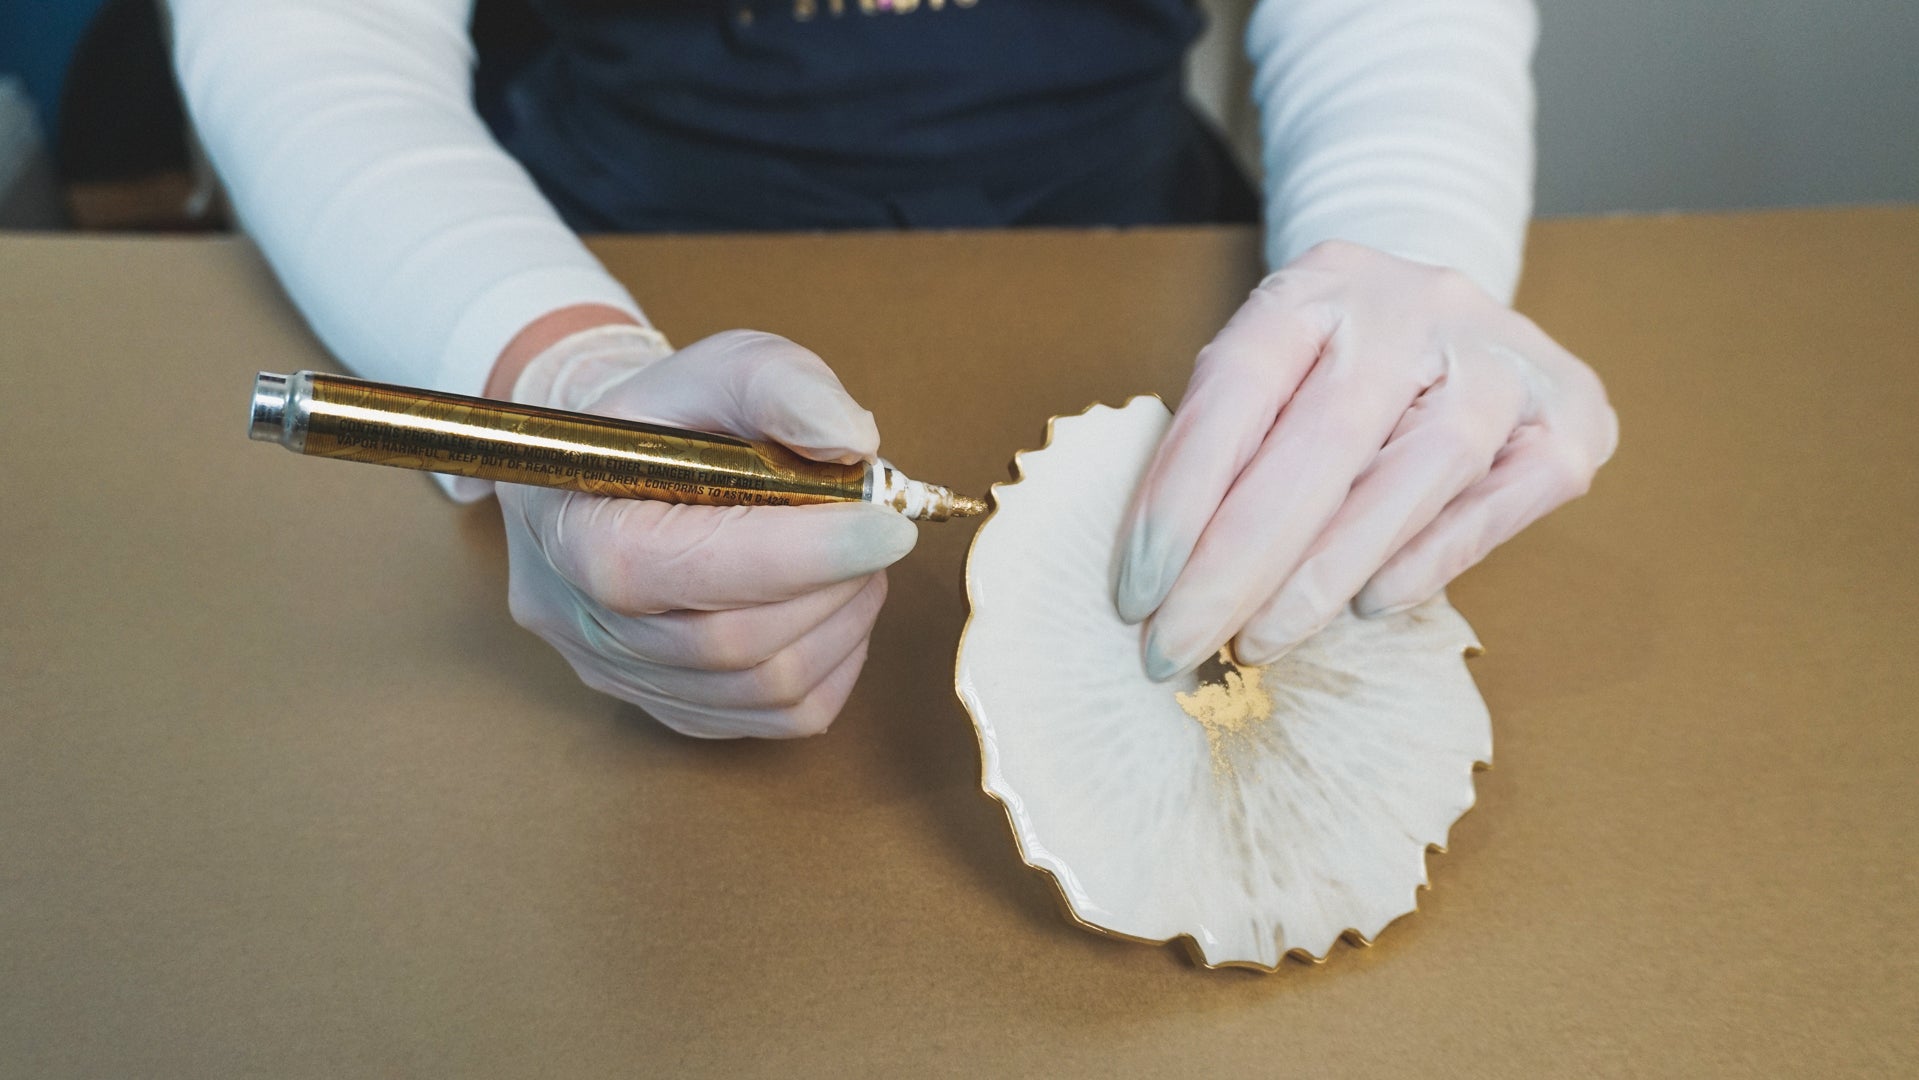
[{"xmin": 474, "ymin": 0, "xmax": 1256, "ymax": 231}]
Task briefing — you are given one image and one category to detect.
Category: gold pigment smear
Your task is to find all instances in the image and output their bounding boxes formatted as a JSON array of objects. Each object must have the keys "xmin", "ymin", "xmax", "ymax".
[{"xmin": 1175, "ymin": 647, "xmax": 1274, "ymax": 775}]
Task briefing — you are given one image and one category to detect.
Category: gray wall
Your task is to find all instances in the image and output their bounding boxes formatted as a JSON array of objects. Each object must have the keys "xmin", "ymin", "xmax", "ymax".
[
  {"xmin": 1534, "ymin": 0, "xmax": 1919, "ymax": 214},
  {"xmin": 1189, "ymin": 0, "xmax": 1919, "ymax": 216}
]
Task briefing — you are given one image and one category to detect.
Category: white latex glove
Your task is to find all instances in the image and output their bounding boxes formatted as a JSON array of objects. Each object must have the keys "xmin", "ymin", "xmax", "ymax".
[
  {"xmin": 498, "ymin": 325, "xmax": 918, "ymax": 738},
  {"xmin": 1115, "ymin": 241, "xmax": 1619, "ymax": 679}
]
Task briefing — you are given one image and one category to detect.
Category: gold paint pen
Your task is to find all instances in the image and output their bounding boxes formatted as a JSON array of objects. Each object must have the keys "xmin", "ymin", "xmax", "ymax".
[{"xmin": 247, "ymin": 371, "xmax": 987, "ymax": 521}]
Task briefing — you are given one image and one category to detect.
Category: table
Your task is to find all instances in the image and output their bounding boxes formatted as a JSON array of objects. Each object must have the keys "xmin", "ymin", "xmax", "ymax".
[{"xmin": 3, "ymin": 208, "xmax": 1915, "ymax": 1077}]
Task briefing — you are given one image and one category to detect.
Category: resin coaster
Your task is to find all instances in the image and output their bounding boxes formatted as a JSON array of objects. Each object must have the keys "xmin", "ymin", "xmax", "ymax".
[{"xmin": 954, "ymin": 397, "xmax": 1492, "ymax": 970}]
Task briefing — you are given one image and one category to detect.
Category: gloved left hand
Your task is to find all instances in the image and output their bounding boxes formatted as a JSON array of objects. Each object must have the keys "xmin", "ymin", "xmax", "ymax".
[{"xmin": 1115, "ymin": 240, "xmax": 1619, "ymax": 678}]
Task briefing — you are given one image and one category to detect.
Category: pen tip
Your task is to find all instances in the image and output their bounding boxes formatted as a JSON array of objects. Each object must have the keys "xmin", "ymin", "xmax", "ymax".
[{"xmin": 883, "ymin": 468, "xmax": 990, "ymax": 522}]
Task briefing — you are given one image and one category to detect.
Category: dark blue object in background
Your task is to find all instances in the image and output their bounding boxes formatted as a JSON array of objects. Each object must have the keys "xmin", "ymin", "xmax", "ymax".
[
  {"xmin": 482, "ymin": 0, "xmax": 1257, "ymax": 232},
  {"xmin": 0, "ymin": 0, "xmax": 113, "ymax": 147}
]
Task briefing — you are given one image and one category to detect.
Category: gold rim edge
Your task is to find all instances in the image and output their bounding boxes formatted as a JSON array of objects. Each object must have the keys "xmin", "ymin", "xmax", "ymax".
[{"xmin": 951, "ymin": 395, "xmax": 1495, "ymax": 973}]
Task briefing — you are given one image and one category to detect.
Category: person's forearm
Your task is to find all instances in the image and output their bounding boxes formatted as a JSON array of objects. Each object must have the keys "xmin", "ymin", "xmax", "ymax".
[
  {"xmin": 1245, "ymin": 0, "xmax": 1538, "ymax": 301},
  {"xmin": 170, "ymin": 0, "xmax": 652, "ymax": 399}
]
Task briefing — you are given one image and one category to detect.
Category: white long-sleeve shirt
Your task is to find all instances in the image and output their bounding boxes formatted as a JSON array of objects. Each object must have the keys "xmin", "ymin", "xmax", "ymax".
[{"xmin": 171, "ymin": 0, "xmax": 1535, "ymax": 397}]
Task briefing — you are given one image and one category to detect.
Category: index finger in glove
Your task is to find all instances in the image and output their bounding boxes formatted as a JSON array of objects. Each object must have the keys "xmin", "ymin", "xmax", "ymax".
[
  {"xmin": 587, "ymin": 329, "xmax": 881, "ymax": 465},
  {"xmin": 1230, "ymin": 352, "xmax": 1528, "ymax": 663},
  {"xmin": 522, "ymin": 487, "xmax": 918, "ymax": 615},
  {"xmin": 1113, "ymin": 275, "xmax": 1338, "ymax": 625},
  {"xmin": 1136, "ymin": 320, "xmax": 1431, "ymax": 680}
]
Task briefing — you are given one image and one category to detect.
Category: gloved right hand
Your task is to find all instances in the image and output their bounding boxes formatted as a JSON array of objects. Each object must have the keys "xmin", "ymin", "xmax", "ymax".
[{"xmin": 497, "ymin": 325, "xmax": 918, "ymax": 738}]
